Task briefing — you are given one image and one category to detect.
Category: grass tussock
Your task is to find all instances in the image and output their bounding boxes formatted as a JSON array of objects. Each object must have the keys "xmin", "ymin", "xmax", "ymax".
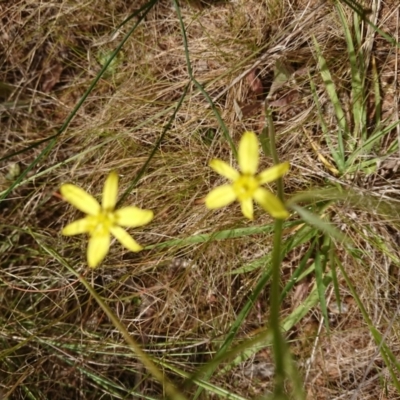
[{"xmin": 1, "ymin": 0, "xmax": 400, "ymax": 399}]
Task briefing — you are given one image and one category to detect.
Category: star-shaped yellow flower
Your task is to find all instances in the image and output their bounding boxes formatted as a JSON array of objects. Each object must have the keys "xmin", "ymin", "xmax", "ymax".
[
  {"xmin": 61, "ymin": 171, "xmax": 153, "ymax": 268},
  {"xmin": 205, "ymin": 131, "xmax": 290, "ymax": 220}
]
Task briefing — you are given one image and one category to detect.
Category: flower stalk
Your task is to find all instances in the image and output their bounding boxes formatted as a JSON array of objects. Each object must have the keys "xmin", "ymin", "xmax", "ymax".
[{"xmin": 264, "ymin": 104, "xmax": 290, "ymax": 398}]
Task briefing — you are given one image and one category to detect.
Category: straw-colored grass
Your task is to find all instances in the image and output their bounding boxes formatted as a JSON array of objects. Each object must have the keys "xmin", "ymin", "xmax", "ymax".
[{"xmin": 1, "ymin": 0, "xmax": 400, "ymax": 399}]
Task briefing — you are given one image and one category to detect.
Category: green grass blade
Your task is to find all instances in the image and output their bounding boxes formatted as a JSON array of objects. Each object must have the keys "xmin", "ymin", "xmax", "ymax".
[
  {"xmin": 147, "ymin": 220, "xmax": 300, "ymax": 250},
  {"xmin": 346, "ymin": 118, "xmax": 400, "ymax": 168},
  {"xmin": 371, "ymin": 56, "xmax": 382, "ymax": 127},
  {"xmin": 314, "ymin": 241, "xmax": 330, "ymax": 332},
  {"xmin": 338, "ymin": 0, "xmax": 400, "ymax": 49},
  {"xmin": 309, "ymin": 76, "xmax": 343, "ymax": 170},
  {"xmin": 313, "ymin": 36, "xmax": 348, "ymax": 136},
  {"xmin": 329, "ymin": 239, "xmax": 342, "ymax": 316},
  {"xmin": 336, "ymin": 2, "xmax": 367, "ymax": 143},
  {"xmin": 280, "ymin": 237, "xmax": 317, "ymax": 302},
  {"xmin": 313, "ymin": 37, "xmax": 347, "ymax": 168},
  {"xmin": 289, "ymin": 203, "xmax": 347, "ymax": 243},
  {"xmin": 230, "ymin": 223, "xmax": 316, "ymax": 275}
]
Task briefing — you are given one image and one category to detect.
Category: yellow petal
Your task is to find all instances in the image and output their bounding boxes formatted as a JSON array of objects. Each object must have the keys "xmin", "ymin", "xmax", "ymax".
[
  {"xmin": 102, "ymin": 171, "xmax": 119, "ymax": 211},
  {"xmin": 209, "ymin": 159, "xmax": 239, "ymax": 181},
  {"xmin": 258, "ymin": 162, "xmax": 290, "ymax": 184},
  {"xmin": 110, "ymin": 226, "xmax": 143, "ymax": 252},
  {"xmin": 205, "ymin": 185, "xmax": 237, "ymax": 209},
  {"xmin": 239, "ymin": 131, "xmax": 259, "ymax": 175},
  {"xmin": 114, "ymin": 207, "xmax": 154, "ymax": 228},
  {"xmin": 253, "ymin": 187, "xmax": 289, "ymax": 219},
  {"xmin": 61, "ymin": 184, "xmax": 100, "ymax": 215},
  {"xmin": 62, "ymin": 217, "xmax": 93, "ymax": 236},
  {"xmin": 87, "ymin": 233, "xmax": 111, "ymax": 268},
  {"xmin": 240, "ymin": 198, "xmax": 254, "ymax": 220}
]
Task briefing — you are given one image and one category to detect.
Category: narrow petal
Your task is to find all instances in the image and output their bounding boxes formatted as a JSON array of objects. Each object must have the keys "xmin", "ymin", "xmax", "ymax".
[
  {"xmin": 62, "ymin": 217, "xmax": 93, "ymax": 236},
  {"xmin": 258, "ymin": 162, "xmax": 290, "ymax": 184},
  {"xmin": 205, "ymin": 185, "xmax": 237, "ymax": 209},
  {"xmin": 102, "ymin": 171, "xmax": 119, "ymax": 211},
  {"xmin": 240, "ymin": 198, "xmax": 254, "ymax": 220},
  {"xmin": 87, "ymin": 234, "xmax": 111, "ymax": 268},
  {"xmin": 61, "ymin": 184, "xmax": 100, "ymax": 215},
  {"xmin": 111, "ymin": 226, "xmax": 143, "ymax": 252},
  {"xmin": 114, "ymin": 207, "xmax": 154, "ymax": 228},
  {"xmin": 209, "ymin": 159, "xmax": 239, "ymax": 181},
  {"xmin": 238, "ymin": 131, "xmax": 259, "ymax": 175},
  {"xmin": 253, "ymin": 187, "xmax": 289, "ymax": 219}
]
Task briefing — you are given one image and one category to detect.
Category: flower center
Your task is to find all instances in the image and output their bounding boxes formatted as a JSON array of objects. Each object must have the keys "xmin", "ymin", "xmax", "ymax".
[
  {"xmin": 88, "ymin": 211, "xmax": 116, "ymax": 236},
  {"xmin": 233, "ymin": 175, "xmax": 259, "ymax": 201}
]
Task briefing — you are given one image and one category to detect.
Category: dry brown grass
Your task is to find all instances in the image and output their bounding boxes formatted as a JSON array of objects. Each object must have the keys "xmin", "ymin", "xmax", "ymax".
[{"xmin": 1, "ymin": 0, "xmax": 400, "ymax": 399}]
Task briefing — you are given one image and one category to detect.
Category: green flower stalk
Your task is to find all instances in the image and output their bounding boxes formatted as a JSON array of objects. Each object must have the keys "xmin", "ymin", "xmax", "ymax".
[
  {"xmin": 205, "ymin": 131, "xmax": 290, "ymax": 220},
  {"xmin": 61, "ymin": 171, "xmax": 153, "ymax": 268}
]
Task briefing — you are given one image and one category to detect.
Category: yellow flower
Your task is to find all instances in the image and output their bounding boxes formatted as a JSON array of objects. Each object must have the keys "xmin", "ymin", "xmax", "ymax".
[
  {"xmin": 205, "ymin": 131, "xmax": 290, "ymax": 220},
  {"xmin": 61, "ymin": 171, "xmax": 153, "ymax": 268}
]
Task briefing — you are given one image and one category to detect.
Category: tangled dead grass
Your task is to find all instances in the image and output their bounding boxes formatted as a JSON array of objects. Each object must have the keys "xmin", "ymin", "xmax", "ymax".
[{"xmin": 1, "ymin": 0, "xmax": 400, "ymax": 398}]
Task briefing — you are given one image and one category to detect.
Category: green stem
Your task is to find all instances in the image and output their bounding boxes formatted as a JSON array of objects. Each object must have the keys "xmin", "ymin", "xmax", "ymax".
[
  {"xmin": 265, "ymin": 101, "xmax": 286, "ymax": 396},
  {"xmin": 270, "ymin": 219, "xmax": 285, "ymax": 395}
]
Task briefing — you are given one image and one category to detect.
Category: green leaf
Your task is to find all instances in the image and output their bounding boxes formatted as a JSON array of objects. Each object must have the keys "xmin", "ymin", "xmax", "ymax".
[
  {"xmin": 313, "ymin": 37, "xmax": 347, "ymax": 167},
  {"xmin": 315, "ymin": 245, "xmax": 329, "ymax": 332},
  {"xmin": 289, "ymin": 204, "xmax": 347, "ymax": 243}
]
